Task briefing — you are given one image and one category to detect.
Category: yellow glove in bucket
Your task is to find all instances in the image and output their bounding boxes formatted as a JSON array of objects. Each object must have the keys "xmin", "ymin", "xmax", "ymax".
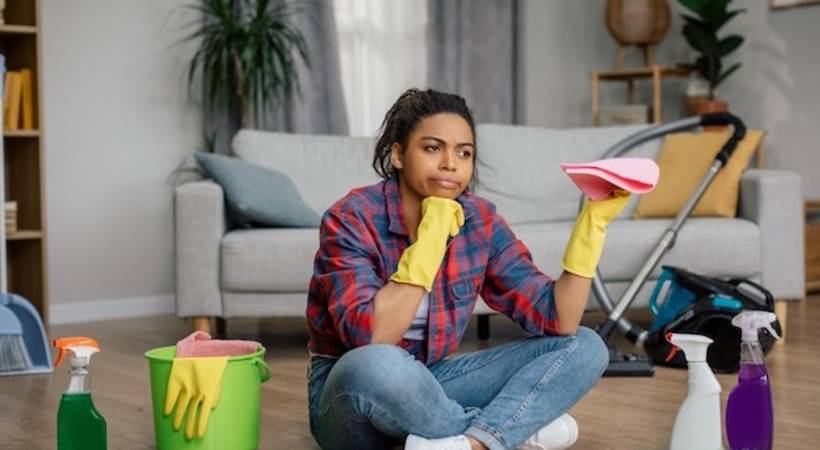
[
  {"xmin": 390, "ymin": 196, "xmax": 465, "ymax": 291},
  {"xmin": 561, "ymin": 189, "xmax": 631, "ymax": 278},
  {"xmin": 164, "ymin": 356, "xmax": 229, "ymax": 439}
]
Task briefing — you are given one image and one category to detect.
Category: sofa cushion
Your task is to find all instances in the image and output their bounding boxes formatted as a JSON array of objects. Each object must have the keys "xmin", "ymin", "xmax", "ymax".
[
  {"xmin": 222, "ymin": 228, "xmax": 319, "ymax": 292},
  {"xmin": 232, "ymin": 129, "xmax": 382, "ymax": 215},
  {"xmin": 634, "ymin": 129, "xmax": 765, "ymax": 219},
  {"xmin": 194, "ymin": 153, "xmax": 320, "ymax": 227},
  {"xmin": 474, "ymin": 123, "xmax": 661, "ymax": 225},
  {"xmin": 509, "ymin": 217, "xmax": 761, "ymax": 282},
  {"xmin": 221, "ymin": 217, "xmax": 760, "ymax": 294}
]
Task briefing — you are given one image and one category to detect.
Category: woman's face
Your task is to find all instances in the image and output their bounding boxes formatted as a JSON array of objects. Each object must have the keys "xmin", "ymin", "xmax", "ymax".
[{"xmin": 390, "ymin": 113, "xmax": 475, "ymax": 201}]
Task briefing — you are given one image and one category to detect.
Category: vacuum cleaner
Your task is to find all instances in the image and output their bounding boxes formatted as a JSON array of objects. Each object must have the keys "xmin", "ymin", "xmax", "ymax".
[{"xmin": 588, "ymin": 112, "xmax": 747, "ymax": 377}]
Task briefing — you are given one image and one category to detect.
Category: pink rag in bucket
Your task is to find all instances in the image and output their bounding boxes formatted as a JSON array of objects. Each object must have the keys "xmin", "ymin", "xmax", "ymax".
[
  {"xmin": 175, "ymin": 331, "xmax": 260, "ymax": 357},
  {"xmin": 560, "ymin": 157, "xmax": 659, "ymax": 200}
]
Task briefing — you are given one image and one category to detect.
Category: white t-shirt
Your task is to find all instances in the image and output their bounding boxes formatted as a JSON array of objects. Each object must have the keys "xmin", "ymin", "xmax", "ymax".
[{"xmin": 402, "ymin": 293, "xmax": 429, "ymax": 340}]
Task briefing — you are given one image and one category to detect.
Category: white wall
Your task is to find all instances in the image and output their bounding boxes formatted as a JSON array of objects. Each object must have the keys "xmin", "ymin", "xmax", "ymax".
[
  {"xmin": 39, "ymin": 1, "xmax": 819, "ymax": 323},
  {"xmin": 523, "ymin": 0, "xmax": 820, "ymax": 197},
  {"xmin": 769, "ymin": 5, "xmax": 820, "ymax": 198},
  {"xmin": 42, "ymin": 1, "xmax": 201, "ymax": 322}
]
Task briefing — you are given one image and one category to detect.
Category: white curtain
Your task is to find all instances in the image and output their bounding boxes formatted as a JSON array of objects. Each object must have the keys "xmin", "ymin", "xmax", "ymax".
[{"xmin": 334, "ymin": 0, "xmax": 427, "ymax": 137}]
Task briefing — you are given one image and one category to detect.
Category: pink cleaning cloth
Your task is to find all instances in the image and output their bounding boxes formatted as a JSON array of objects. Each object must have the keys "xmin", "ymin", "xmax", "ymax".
[
  {"xmin": 175, "ymin": 331, "xmax": 260, "ymax": 357},
  {"xmin": 560, "ymin": 157, "xmax": 660, "ymax": 200}
]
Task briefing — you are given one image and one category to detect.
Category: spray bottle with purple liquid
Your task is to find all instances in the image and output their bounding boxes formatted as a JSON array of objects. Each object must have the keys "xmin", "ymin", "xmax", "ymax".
[{"xmin": 726, "ymin": 310, "xmax": 780, "ymax": 450}]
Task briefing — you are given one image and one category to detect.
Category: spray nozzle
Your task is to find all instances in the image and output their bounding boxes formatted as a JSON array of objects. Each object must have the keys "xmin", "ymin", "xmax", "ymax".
[
  {"xmin": 731, "ymin": 310, "xmax": 780, "ymax": 342},
  {"xmin": 666, "ymin": 332, "xmax": 713, "ymax": 363},
  {"xmin": 53, "ymin": 336, "xmax": 100, "ymax": 368}
]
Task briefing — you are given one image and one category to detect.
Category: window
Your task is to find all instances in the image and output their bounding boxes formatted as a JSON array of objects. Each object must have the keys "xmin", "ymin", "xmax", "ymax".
[{"xmin": 334, "ymin": 0, "xmax": 428, "ymax": 136}]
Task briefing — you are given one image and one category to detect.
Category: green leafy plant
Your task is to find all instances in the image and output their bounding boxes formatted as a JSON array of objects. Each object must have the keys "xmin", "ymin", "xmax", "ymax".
[
  {"xmin": 181, "ymin": 0, "xmax": 309, "ymax": 129},
  {"xmin": 677, "ymin": 0, "xmax": 745, "ymax": 98}
]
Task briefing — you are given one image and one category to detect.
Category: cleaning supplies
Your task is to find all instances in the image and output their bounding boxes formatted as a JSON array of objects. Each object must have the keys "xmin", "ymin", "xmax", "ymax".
[
  {"xmin": 54, "ymin": 336, "xmax": 107, "ymax": 450},
  {"xmin": 666, "ymin": 333, "xmax": 724, "ymax": 450},
  {"xmin": 644, "ymin": 266, "xmax": 782, "ymax": 373},
  {"xmin": 0, "ymin": 293, "xmax": 52, "ymax": 375},
  {"xmin": 175, "ymin": 331, "xmax": 259, "ymax": 357},
  {"xmin": 164, "ymin": 356, "xmax": 230, "ymax": 439},
  {"xmin": 561, "ymin": 189, "xmax": 631, "ymax": 278},
  {"xmin": 146, "ymin": 345, "xmax": 271, "ymax": 450},
  {"xmin": 0, "ymin": 298, "xmax": 30, "ymax": 372},
  {"xmin": 156, "ymin": 332, "xmax": 262, "ymax": 441},
  {"xmin": 726, "ymin": 311, "xmax": 780, "ymax": 450},
  {"xmin": 560, "ymin": 157, "xmax": 659, "ymax": 200},
  {"xmin": 390, "ymin": 196, "xmax": 465, "ymax": 291}
]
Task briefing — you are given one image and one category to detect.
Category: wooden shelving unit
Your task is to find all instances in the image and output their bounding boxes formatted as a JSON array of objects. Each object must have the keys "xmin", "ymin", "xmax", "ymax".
[
  {"xmin": 0, "ymin": 24, "xmax": 37, "ymax": 35},
  {"xmin": 590, "ymin": 65, "xmax": 692, "ymax": 125},
  {"xmin": 1, "ymin": 0, "xmax": 48, "ymax": 323}
]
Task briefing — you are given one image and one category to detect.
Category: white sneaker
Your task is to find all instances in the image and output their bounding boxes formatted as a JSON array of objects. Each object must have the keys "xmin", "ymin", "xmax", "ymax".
[
  {"xmin": 405, "ymin": 433, "xmax": 472, "ymax": 450},
  {"xmin": 517, "ymin": 414, "xmax": 579, "ymax": 450}
]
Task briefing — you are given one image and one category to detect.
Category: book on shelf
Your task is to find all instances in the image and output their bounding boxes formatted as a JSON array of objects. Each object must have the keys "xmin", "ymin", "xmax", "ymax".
[
  {"xmin": 20, "ymin": 68, "xmax": 33, "ymax": 129},
  {"xmin": 4, "ymin": 201, "xmax": 17, "ymax": 234},
  {"xmin": 3, "ymin": 69, "xmax": 34, "ymax": 131},
  {"xmin": 2, "ymin": 70, "xmax": 10, "ymax": 116},
  {"xmin": 4, "ymin": 70, "xmax": 21, "ymax": 130}
]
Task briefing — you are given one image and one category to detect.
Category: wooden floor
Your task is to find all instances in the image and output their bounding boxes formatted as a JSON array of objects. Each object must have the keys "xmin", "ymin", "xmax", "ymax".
[{"xmin": 2, "ymin": 298, "xmax": 818, "ymax": 450}]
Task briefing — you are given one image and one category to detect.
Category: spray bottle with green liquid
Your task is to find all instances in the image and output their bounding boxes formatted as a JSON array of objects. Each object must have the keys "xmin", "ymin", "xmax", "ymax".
[{"xmin": 53, "ymin": 336, "xmax": 107, "ymax": 450}]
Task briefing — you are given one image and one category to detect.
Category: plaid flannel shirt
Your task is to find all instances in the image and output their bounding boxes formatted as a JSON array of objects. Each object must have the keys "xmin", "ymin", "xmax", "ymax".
[{"xmin": 306, "ymin": 177, "xmax": 561, "ymax": 365}]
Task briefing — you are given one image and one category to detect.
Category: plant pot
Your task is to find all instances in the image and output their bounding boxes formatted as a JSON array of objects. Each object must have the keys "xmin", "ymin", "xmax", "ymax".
[
  {"xmin": 605, "ymin": 0, "xmax": 671, "ymax": 44},
  {"xmin": 684, "ymin": 74, "xmax": 710, "ymax": 116},
  {"xmin": 694, "ymin": 98, "xmax": 729, "ymax": 131},
  {"xmin": 605, "ymin": 0, "xmax": 671, "ymax": 68}
]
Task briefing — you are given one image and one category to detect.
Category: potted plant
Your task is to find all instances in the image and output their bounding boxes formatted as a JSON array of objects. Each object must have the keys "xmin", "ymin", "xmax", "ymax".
[
  {"xmin": 677, "ymin": 0, "xmax": 745, "ymax": 115},
  {"xmin": 181, "ymin": 0, "xmax": 309, "ymax": 149}
]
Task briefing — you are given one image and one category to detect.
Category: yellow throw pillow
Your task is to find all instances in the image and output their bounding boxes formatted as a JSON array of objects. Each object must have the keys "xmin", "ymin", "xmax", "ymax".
[{"xmin": 633, "ymin": 129, "xmax": 765, "ymax": 218}]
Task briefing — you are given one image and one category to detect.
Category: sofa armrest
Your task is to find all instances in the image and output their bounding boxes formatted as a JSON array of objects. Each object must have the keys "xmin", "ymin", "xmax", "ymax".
[
  {"xmin": 174, "ymin": 180, "xmax": 226, "ymax": 317},
  {"xmin": 738, "ymin": 169, "xmax": 804, "ymax": 299}
]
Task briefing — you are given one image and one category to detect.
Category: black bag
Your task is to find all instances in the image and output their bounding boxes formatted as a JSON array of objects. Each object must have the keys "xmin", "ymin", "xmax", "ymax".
[{"xmin": 644, "ymin": 266, "xmax": 782, "ymax": 373}]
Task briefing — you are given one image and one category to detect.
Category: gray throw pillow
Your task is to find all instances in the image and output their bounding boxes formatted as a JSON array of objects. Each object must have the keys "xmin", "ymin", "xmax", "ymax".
[{"xmin": 194, "ymin": 152, "xmax": 320, "ymax": 228}]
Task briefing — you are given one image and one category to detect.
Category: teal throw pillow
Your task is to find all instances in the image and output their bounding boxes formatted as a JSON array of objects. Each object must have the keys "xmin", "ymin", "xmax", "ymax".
[{"xmin": 194, "ymin": 152, "xmax": 320, "ymax": 228}]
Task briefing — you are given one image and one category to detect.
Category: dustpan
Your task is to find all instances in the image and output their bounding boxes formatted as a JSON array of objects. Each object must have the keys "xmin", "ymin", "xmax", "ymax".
[{"xmin": 0, "ymin": 293, "xmax": 53, "ymax": 376}]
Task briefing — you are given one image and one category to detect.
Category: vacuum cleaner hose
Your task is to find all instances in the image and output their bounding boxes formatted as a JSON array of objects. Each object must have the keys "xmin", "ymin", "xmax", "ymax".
[
  {"xmin": 591, "ymin": 112, "xmax": 747, "ymax": 346},
  {"xmin": 700, "ymin": 112, "xmax": 747, "ymax": 164}
]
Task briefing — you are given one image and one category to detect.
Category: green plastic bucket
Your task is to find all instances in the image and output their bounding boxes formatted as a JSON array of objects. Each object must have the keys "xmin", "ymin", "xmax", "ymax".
[{"xmin": 145, "ymin": 345, "xmax": 271, "ymax": 450}]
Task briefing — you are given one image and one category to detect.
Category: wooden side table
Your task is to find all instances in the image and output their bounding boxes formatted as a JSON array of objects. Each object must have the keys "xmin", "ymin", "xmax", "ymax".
[{"xmin": 590, "ymin": 65, "xmax": 692, "ymax": 125}]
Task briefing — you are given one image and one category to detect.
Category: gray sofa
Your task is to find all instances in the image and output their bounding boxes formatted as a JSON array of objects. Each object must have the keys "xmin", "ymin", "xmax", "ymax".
[{"xmin": 174, "ymin": 124, "xmax": 805, "ymax": 337}]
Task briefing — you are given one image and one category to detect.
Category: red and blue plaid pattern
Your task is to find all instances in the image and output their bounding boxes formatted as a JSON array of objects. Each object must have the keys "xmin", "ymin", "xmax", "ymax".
[{"xmin": 306, "ymin": 177, "xmax": 561, "ymax": 365}]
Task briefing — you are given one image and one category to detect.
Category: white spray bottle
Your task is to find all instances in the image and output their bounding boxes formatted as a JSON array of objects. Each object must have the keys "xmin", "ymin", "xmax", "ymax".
[{"xmin": 667, "ymin": 332, "xmax": 724, "ymax": 450}]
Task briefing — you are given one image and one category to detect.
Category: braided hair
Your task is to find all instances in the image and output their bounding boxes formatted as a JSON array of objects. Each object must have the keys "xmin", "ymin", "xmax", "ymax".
[{"xmin": 372, "ymin": 88, "xmax": 477, "ymax": 191}]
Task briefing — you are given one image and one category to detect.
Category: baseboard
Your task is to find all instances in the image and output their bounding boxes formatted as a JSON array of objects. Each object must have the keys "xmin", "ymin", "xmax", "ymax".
[{"xmin": 49, "ymin": 294, "xmax": 175, "ymax": 325}]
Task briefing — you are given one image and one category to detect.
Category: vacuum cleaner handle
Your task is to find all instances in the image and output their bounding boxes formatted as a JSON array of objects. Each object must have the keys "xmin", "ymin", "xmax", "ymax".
[
  {"xmin": 597, "ymin": 317, "xmax": 646, "ymax": 342},
  {"xmin": 700, "ymin": 112, "xmax": 747, "ymax": 164}
]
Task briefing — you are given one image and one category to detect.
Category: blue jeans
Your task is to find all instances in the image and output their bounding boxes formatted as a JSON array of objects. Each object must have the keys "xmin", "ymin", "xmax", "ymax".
[{"xmin": 307, "ymin": 326, "xmax": 609, "ymax": 450}]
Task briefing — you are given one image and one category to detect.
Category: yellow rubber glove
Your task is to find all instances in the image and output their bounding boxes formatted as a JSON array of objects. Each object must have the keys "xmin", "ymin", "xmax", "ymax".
[
  {"xmin": 164, "ymin": 356, "xmax": 229, "ymax": 439},
  {"xmin": 390, "ymin": 197, "xmax": 465, "ymax": 291},
  {"xmin": 561, "ymin": 189, "xmax": 631, "ymax": 278}
]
